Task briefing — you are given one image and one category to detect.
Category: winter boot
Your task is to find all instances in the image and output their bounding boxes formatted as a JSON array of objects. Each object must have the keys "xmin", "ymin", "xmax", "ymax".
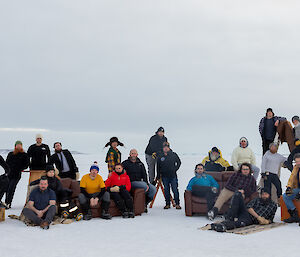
[
  {"xmin": 83, "ymin": 210, "xmax": 92, "ymax": 221},
  {"xmin": 207, "ymin": 207, "xmax": 218, "ymax": 221},
  {"xmin": 122, "ymin": 211, "xmax": 129, "ymax": 218},
  {"xmin": 164, "ymin": 205, "xmax": 170, "ymax": 209},
  {"xmin": 101, "ymin": 210, "xmax": 112, "ymax": 220},
  {"xmin": 128, "ymin": 209, "xmax": 135, "ymax": 218},
  {"xmin": 40, "ymin": 221, "xmax": 49, "ymax": 230},
  {"xmin": 214, "ymin": 223, "xmax": 227, "ymax": 233},
  {"xmin": 175, "ymin": 205, "xmax": 182, "ymax": 210},
  {"xmin": 284, "ymin": 209, "xmax": 300, "ymax": 223}
]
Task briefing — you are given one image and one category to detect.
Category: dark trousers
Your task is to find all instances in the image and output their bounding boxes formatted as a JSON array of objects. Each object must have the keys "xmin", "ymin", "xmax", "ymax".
[
  {"xmin": 110, "ymin": 190, "xmax": 133, "ymax": 212},
  {"xmin": 218, "ymin": 192, "xmax": 253, "ymax": 230},
  {"xmin": 22, "ymin": 205, "xmax": 56, "ymax": 225},
  {"xmin": 191, "ymin": 185, "xmax": 217, "ymax": 211},
  {"xmin": 264, "ymin": 173, "xmax": 282, "ymax": 198},
  {"xmin": 78, "ymin": 192, "xmax": 110, "ymax": 214},
  {"xmin": 59, "ymin": 171, "xmax": 76, "ymax": 180},
  {"xmin": 0, "ymin": 175, "xmax": 9, "ymax": 202},
  {"xmin": 5, "ymin": 177, "xmax": 21, "ymax": 205},
  {"xmin": 262, "ymin": 139, "xmax": 274, "ymax": 155},
  {"xmin": 162, "ymin": 177, "xmax": 180, "ymax": 205}
]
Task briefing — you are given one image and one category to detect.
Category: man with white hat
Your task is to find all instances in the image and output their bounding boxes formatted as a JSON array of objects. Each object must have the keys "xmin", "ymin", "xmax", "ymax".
[
  {"xmin": 27, "ymin": 134, "xmax": 51, "ymax": 170},
  {"xmin": 231, "ymin": 137, "xmax": 260, "ymax": 180}
]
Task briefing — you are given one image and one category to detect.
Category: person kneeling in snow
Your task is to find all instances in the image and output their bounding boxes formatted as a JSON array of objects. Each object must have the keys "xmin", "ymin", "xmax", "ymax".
[
  {"xmin": 22, "ymin": 176, "xmax": 56, "ymax": 229},
  {"xmin": 231, "ymin": 137, "xmax": 260, "ymax": 180},
  {"xmin": 186, "ymin": 164, "xmax": 219, "ymax": 213},
  {"xmin": 210, "ymin": 188, "xmax": 277, "ymax": 232},
  {"xmin": 208, "ymin": 163, "xmax": 257, "ymax": 220},
  {"xmin": 122, "ymin": 149, "xmax": 157, "ymax": 213},
  {"xmin": 202, "ymin": 147, "xmax": 231, "ymax": 172},
  {"xmin": 105, "ymin": 163, "xmax": 135, "ymax": 218},
  {"xmin": 79, "ymin": 163, "xmax": 111, "ymax": 220}
]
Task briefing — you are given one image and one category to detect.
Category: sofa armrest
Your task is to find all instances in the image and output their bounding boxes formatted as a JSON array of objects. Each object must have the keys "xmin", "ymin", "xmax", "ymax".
[
  {"xmin": 184, "ymin": 190, "xmax": 193, "ymax": 216},
  {"xmin": 133, "ymin": 188, "xmax": 145, "ymax": 215}
]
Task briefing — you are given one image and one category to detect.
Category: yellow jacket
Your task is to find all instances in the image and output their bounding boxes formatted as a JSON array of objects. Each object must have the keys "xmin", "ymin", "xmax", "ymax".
[
  {"xmin": 201, "ymin": 150, "xmax": 230, "ymax": 169},
  {"xmin": 287, "ymin": 166, "xmax": 300, "ymax": 189}
]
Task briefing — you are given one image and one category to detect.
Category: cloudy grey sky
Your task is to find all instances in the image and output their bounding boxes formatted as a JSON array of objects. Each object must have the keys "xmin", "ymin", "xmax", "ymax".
[{"xmin": 0, "ymin": 0, "xmax": 299, "ymax": 155}]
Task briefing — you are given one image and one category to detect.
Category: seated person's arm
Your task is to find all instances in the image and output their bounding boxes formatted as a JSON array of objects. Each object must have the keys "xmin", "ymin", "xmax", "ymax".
[
  {"xmin": 42, "ymin": 200, "xmax": 56, "ymax": 214},
  {"xmin": 247, "ymin": 207, "xmax": 259, "ymax": 219},
  {"xmin": 80, "ymin": 187, "xmax": 92, "ymax": 198},
  {"xmin": 28, "ymin": 200, "xmax": 40, "ymax": 215}
]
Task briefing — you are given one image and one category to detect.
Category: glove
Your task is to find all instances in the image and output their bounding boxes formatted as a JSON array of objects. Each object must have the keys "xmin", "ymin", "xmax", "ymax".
[
  {"xmin": 261, "ymin": 172, "xmax": 269, "ymax": 180},
  {"xmin": 286, "ymin": 187, "xmax": 293, "ymax": 196},
  {"xmin": 211, "ymin": 187, "xmax": 218, "ymax": 194},
  {"xmin": 152, "ymin": 152, "xmax": 157, "ymax": 159},
  {"xmin": 257, "ymin": 216, "xmax": 270, "ymax": 225},
  {"xmin": 110, "ymin": 186, "xmax": 120, "ymax": 193}
]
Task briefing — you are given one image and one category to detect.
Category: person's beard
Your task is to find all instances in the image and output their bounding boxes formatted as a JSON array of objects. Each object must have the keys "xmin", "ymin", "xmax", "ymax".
[
  {"xmin": 55, "ymin": 149, "xmax": 62, "ymax": 153},
  {"xmin": 261, "ymin": 197, "xmax": 271, "ymax": 204}
]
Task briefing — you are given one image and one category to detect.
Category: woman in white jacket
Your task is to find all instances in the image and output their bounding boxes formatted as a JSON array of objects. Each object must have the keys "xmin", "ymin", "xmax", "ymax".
[{"xmin": 231, "ymin": 137, "xmax": 260, "ymax": 180}]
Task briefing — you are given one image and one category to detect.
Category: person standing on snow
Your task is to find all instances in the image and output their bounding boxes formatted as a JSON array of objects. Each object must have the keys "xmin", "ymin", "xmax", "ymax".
[
  {"xmin": 145, "ymin": 127, "xmax": 168, "ymax": 185},
  {"xmin": 49, "ymin": 142, "xmax": 79, "ymax": 180},
  {"xmin": 105, "ymin": 137, "xmax": 124, "ymax": 174},
  {"xmin": 157, "ymin": 142, "xmax": 182, "ymax": 210},
  {"xmin": 202, "ymin": 147, "xmax": 231, "ymax": 172},
  {"xmin": 231, "ymin": 137, "xmax": 260, "ymax": 180},
  {"xmin": 292, "ymin": 116, "xmax": 300, "ymax": 140},
  {"xmin": 5, "ymin": 141, "xmax": 29, "ymax": 209},
  {"xmin": 259, "ymin": 108, "xmax": 286, "ymax": 154},
  {"xmin": 261, "ymin": 143, "xmax": 286, "ymax": 202},
  {"xmin": 27, "ymin": 134, "xmax": 51, "ymax": 170},
  {"xmin": 0, "ymin": 155, "xmax": 10, "ymax": 207}
]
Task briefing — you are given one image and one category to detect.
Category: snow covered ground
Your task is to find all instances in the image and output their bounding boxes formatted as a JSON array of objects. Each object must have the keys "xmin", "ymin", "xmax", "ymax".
[{"xmin": 1, "ymin": 152, "xmax": 300, "ymax": 257}]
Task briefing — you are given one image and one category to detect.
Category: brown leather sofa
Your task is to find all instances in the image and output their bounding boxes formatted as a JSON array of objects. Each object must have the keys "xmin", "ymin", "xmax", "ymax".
[
  {"xmin": 184, "ymin": 171, "xmax": 258, "ymax": 216},
  {"xmin": 60, "ymin": 178, "xmax": 145, "ymax": 217}
]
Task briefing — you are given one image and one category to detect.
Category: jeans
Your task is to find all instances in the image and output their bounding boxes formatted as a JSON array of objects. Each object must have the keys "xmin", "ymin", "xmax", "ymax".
[
  {"xmin": 162, "ymin": 177, "xmax": 180, "ymax": 205},
  {"xmin": 283, "ymin": 188, "xmax": 300, "ymax": 210},
  {"xmin": 22, "ymin": 205, "xmax": 56, "ymax": 225},
  {"xmin": 145, "ymin": 154, "xmax": 157, "ymax": 184},
  {"xmin": 131, "ymin": 181, "xmax": 157, "ymax": 200}
]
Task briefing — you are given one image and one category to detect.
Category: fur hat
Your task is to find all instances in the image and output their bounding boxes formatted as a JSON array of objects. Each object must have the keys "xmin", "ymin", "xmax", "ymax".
[{"xmin": 105, "ymin": 137, "xmax": 124, "ymax": 147}]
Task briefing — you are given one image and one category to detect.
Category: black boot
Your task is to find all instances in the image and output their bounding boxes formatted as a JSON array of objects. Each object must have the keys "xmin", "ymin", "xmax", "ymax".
[
  {"xmin": 83, "ymin": 209, "xmax": 92, "ymax": 221},
  {"xmin": 284, "ymin": 209, "xmax": 299, "ymax": 223},
  {"xmin": 128, "ymin": 210, "xmax": 135, "ymax": 218},
  {"xmin": 101, "ymin": 209, "xmax": 112, "ymax": 220},
  {"xmin": 207, "ymin": 207, "xmax": 218, "ymax": 221},
  {"xmin": 122, "ymin": 211, "xmax": 129, "ymax": 218}
]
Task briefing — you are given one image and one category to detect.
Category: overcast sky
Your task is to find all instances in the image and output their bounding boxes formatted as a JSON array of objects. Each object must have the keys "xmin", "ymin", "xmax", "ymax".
[{"xmin": 0, "ymin": 0, "xmax": 299, "ymax": 155}]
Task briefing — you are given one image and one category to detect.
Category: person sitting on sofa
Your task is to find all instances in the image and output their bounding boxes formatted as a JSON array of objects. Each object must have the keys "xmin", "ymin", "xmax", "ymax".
[
  {"xmin": 231, "ymin": 137, "xmax": 260, "ymax": 180},
  {"xmin": 105, "ymin": 163, "xmax": 135, "ymax": 218},
  {"xmin": 22, "ymin": 176, "xmax": 56, "ymax": 229},
  {"xmin": 79, "ymin": 162, "xmax": 111, "ymax": 220},
  {"xmin": 202, "ymin": 147, "xmax": 231, "ymax": 172},
  {"xmin": 282, "ymin": 153, "xmax": 300, "ymax": 223},
  {"xmin": 122, "ymin": 149, "xmax": 157, "ymax": 212},
  {"xmin": 207, "ymin": 163, "xmax": 257, "ymax": 221},
  {"xmin": 186, "ymin": 163, "xmax": 219, "ymax": 213},
  {"xmin": 209, "ymin": 187, "xmax": 277, "ymax": 232}
]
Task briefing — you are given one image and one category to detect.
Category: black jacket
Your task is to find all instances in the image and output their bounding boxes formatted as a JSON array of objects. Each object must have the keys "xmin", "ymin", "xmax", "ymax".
[
  {"xmin": 285, "ymin": 146, "xmax": 300, "ymax": 171},
  {"xmin": 0, "ymin": 155, "xmax": 10, "ymax": 174},
  {"xmin": 49, "ymin": 150, "xmax": 78, "ymax": 179},
  {"xmin": 122, "ymin": 157, "xmax": 148, "ymax": 184},
  {"xmin": 145, "ymin": 133, "xmax": 168, "ymax": 155},
  {"xmin": 6, "ymin": 151, "xmax": 29, "ymax": 179},
  {"xmin": 27, "ymin": 143, "xmax": 51, "ymax": 170},
  {"xmin": 30, "ymin": 176, "xmax": 64, "ymax": 193},
  {"xmin": 157, "ymin": 150, "xmax": 181, "ymax": 178}
]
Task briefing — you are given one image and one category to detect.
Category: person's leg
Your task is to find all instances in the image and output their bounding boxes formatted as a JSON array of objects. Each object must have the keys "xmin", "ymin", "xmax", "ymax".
[
  {"xmin": 271, "ymin": 174, "xmax": 282, "ymax": 198},
  {"xmin": 5, "ymin": 177, "xmax": 21, "ymax": 206},
  {"xmin": 131, "ymin": 181, "xmax": 148, "ymax": 191},
  {"xmin": 110, "ymin": 192, "xmax": 126, "ymax": 212},
  {"xmin": 22, "ymin": 208, "xmax": 42, "ymax": 225},
  {"xmin": 146, "ymin": 154, "xmax": 156, "ymax": 184},
  {"xmin": 226, "ymin": 191, "xmax": 246, "ymax": 220},
  {"xmin": 162, "ymin": 177, "xmax": 171, "ymax": 206},
  {"xmin": 170, "ymin": 177, "xmax": 180, "ymax": 205},
  {"xmin": 146, "ymin": 184, "xmax": 157, "ymax": 200},
  {"xmin": 119, "ymin": 190, "xmax": 134, "ymax": 211},
  {"xmin": 100, "ymin": 191, "xmax": 111, "ymax": 212},
  {"xmin": 214, "ymin": 188, "xmax": 235, "ymax": 211},
  {"xmin": 283, "ymin": 188, "xmax": 300, "ymax": 210},
  {"xmin": 251, "ymin": 165, "xmax": 260, "ymax": 180},
  {"xmin": 43, "ymin": 205, "xmax": 56, "ymax": 224},
  {"xmin": 78, "ymin": 193, "xmax": 90, "ymax": 215},
  {"xmin": 264, "ymin": 175, "xmax": 272, "ymax": 197}
]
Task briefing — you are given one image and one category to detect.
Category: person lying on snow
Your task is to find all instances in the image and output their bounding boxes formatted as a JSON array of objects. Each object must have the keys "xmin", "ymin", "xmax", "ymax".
[
  {"xmin": 156, "ymin": 142, "xmax": 182, "ymax": 210},
  {"xmin": 209, "ymin": 187, "xmax": 277, "ymax": 232},
  {"xmin": 22, "ymin": 176, "xmax": 56, "ymax": 230},
  {"xmin": 0, "ymin": 154, "xmax": 10, "ymax": 208},
  {"xmin": 202, "ymin": 147, "xmax": 232, "ymax": 172},
  {"xmin": 231, "ymin": 137, "xmax": 260, "ymax": 180},
  {"xmin": 285, "ymin": 138, "xmax": 300, "ymax": 172},
  {"xmin": 79, "ymin": 162, "xmax": 111, "ymax": 220},
  {"xmin": 208, "ymin": 163, "xmax": 257, "ymax": 220},
  {"xmin": 186, "ymin": 163, "xmax": 219, "ymax": 212},
  {"xmin": 105, "ymin": 163, "xmax": 135, "ymax": 218},
  {"xmin": 261, "ymin": 143, "xmax": 286, "ymax": 203},
  {"xmin": 283, "ymin": 153, "xmax": 300, "ymax": 223},
  {"xmin": 122, "ymin": 149, "xmax": 157, "ymax": 213}
]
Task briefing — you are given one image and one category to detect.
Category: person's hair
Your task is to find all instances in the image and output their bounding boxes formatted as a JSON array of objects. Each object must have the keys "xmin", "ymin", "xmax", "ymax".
[
  {"xmin": 294, "ymin": 153, "xmax": 300, "ymax": 161},
  {"xmin": 239, "ymin": 163, "xmax": 253, "ymax": 174},
  {"xmin": 53, "ymin": 142, "xmax": 62, "ymax": 148},
  {"xmin": 115, "ymin": 163, "xmax": 123, "ymax": 169},
  {"xmin": 195, "ymin": 163, "xmax": 205, "ymax": 171},
  {"xmin": 40, "ymin": 176, "xmax": 48, "ymax": 182},
  {"xmin": 13, "ymin": 146, "xmax": 24, "ymax": 155}
]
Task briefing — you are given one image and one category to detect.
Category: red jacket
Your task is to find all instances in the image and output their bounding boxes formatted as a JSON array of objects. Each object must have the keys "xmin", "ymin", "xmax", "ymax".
[{"xmin": 105, "ymin": 171, "xmax": 131, "ymax": 192}]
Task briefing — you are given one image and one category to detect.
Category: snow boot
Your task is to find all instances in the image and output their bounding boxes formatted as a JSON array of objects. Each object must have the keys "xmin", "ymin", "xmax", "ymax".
[
  {"xmin": 128, "ymin": 211, "xmax": 135, "ymax": 218},
  {"xmin": 83, "ymin": 210, "xmax": 92, "ymax": 221},
  {"xmin": 101, "ymin": 210, "xmax": 112, "ymax": 220},
  {"xmin": 175, "ymin": 205, "xmax": 182, "ymax": 210},
  {"xmin": 164, "ymin": 205, "xmax": 170, "ymax": 209},
  {"xmin": 284, "ymin": 209, "xmax": 300, "ymax": 223},
  {"xmin": 122, "ymin": 211, "xmax": 129, "ymax": 218},
  {"xmin": 207, "ymin": 207, "xmax": 218, "ymax": 221}
]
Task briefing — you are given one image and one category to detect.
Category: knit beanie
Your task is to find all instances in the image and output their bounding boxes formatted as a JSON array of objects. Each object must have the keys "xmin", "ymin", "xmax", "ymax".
[
  {"xmin": 36, "ymin": 134, "xmax": 43, "ymax": 139},
  {"xmin": 239, "ymin": 137, "xmax": 249, "ymax": 148},
  {"xmin": 15, "ymin": 140, "xmax": 22, "ymax": 146},
  {"xmin": 157, "ymin": 127, "xmax": 165, "ymax": 133},
  {"xmin": 90, "ymin": 162, "xmax": 99, "ymax": 172}
]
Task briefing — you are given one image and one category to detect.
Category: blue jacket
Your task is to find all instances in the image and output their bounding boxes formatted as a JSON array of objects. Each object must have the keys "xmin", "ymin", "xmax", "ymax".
[{"xmin": 186, "ymin": 173, "xmax": 219, "ymax": 191}]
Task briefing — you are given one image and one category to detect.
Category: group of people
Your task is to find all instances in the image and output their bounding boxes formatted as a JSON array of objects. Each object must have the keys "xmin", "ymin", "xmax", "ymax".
[{"xmin": 1, "ymin": 108, "xmax": 300, "ymax": 231}]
